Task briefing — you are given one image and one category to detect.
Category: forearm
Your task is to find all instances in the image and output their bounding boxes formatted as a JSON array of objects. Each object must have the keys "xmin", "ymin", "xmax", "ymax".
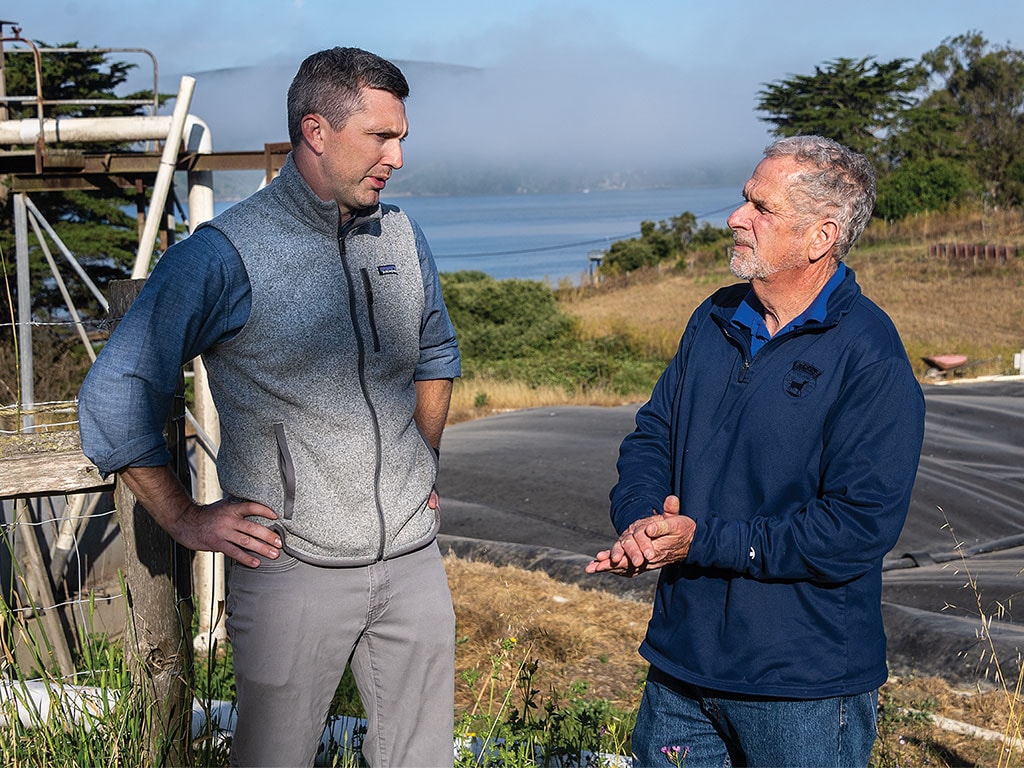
[
  {"xmin": 414, "ymin": 378, "xmax": 453, "ymax": 449},
  {"xmin": 119, "ymin": 464, "xmax": 282, "ymax": 566},
  {"xmin": 119, "ymin": 464, "xmax": 197, "ymax": 540},
  {"xmin": 688, "ymin": 359, "xmax": 925, "ymax": 582}
]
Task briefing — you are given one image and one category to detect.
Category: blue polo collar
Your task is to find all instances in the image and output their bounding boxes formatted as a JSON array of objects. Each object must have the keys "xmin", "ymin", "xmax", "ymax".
[{"xmin": 731, "ymin": 262, "xmax": 847, "ymax": 355}]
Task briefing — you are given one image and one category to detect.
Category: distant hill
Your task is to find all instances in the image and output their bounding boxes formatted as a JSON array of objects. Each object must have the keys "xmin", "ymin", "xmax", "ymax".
[{"xmin": 171, "ymin": 57, "xmax": 748, "ymax": 197}]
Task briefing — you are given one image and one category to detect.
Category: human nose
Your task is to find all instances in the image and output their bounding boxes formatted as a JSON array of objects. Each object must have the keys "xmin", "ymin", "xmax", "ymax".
[
  {"xmin": 727, "ymin": 202, "xmax": 751, "ymax": 230},
  {"xmin": 383, "ymin": 138, "xmax": 403, "ymax": 170}
]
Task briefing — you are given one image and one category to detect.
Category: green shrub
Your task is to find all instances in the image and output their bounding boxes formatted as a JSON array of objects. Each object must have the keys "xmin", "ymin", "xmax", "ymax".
[
  {"xmin": 440, "ymin": 272, "xmax": 575, "ymax": 360},
  {"xmin": 876, "ymin": 158, "xmax": 979, "ymax": 220}
]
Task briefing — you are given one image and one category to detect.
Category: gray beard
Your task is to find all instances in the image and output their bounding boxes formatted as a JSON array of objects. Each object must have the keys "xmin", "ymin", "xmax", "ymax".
[{"xmin": 730, "ymin": 248, "xmax": 768, "ymax": 280}]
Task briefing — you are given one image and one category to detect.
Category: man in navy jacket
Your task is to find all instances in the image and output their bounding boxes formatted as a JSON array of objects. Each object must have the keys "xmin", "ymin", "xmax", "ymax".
[{"xmin": 587, "ymin": 136, "xmax": 924, "ymax": 767}]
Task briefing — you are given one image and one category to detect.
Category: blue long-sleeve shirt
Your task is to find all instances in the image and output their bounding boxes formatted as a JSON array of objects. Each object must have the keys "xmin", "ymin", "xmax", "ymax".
[{"xmin": 79, "ymin": 221, "xmax": 460, "ymax": 477}]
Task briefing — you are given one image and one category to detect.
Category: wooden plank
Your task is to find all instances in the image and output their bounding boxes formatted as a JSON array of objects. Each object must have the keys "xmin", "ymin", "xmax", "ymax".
[
  {"xmin": 3, "ymin": 144, "xmax": 292, "ymax": 192},
  {"xmin": 0, "ymin": 431, "xmax": 113, "ymax": 497}
]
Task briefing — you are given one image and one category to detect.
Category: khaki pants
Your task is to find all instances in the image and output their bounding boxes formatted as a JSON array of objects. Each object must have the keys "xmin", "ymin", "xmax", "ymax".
[{"xmin": 226, "ymin": 540, "xmax": 455, "ymax": 767}]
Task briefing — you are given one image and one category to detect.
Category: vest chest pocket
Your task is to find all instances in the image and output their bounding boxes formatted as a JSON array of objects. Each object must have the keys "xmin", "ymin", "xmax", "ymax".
[
  {"xmin": 356, "ymin": 264, "xmax": 423, "ymax": 366},
  {"xmin": 359, "ymin": 268, "xmax": 382, "ymax": 352}
]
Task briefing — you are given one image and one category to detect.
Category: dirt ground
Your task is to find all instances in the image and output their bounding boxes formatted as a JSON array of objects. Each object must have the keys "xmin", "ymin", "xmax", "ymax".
[{"xmin": 445, "ymin": 555, "xmax": 1024, "ymax": 767}]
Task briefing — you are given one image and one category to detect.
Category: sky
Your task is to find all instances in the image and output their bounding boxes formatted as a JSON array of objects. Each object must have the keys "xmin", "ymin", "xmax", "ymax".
[{"xmin": 4, "ymin": 0, "xmax": 1024, "ymax": 184}]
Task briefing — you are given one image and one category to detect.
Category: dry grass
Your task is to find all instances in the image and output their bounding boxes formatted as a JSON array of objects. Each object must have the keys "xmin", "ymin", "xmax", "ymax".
[
  {"xmin": 852, "ymin": 252, "xmax": 1024, "ymax": 379},
  {"xmin": 561, "ymin": 264, "xmax": 735, "ymax": 361},
  {"xmin": 876, "ymin": 674, "xmax": 1022, "ymax": 767},
  {"xmin": 446, "ymin": 554, "xmax": 1023, "ymax": 767},
  {"xmin": 562, "ymin": 207, "xmax": 1024, "ymax": 382},
  {"xmin": 446, "ymin": 554, "xmax": 648, "ymax": 712},
  {"xmin": 448, "ymin": 376, "xmax": 637, "ymax": 425}
]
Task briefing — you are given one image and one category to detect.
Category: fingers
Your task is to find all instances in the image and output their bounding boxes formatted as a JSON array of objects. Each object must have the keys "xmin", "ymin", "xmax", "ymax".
[
  {"xmin": 233, "ymin": 499, "xmax": 278, "ymax": 521},
  {"xmin": 662, "ymin": 494, "xmax": 681, "ymax": 516},
  {"xmin": 188, "ymin": 500, "xmax": 282, "ymax": 567},
  {"xmin": 585, "ymin": 554, "xmax": 643, "ymax": 577},
  {"xmin": 617, "ymin": 535, "xmax": 651, "ymax": 566},
  {"xmin": 221, "ymin": 543, "xmax": 265, "ymax": 569}
]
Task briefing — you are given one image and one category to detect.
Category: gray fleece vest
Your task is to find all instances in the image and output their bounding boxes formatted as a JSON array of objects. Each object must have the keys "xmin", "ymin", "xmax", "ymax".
[{"xmin": 199, "ymin": 157, "xmax": 439, "ymax": 565}]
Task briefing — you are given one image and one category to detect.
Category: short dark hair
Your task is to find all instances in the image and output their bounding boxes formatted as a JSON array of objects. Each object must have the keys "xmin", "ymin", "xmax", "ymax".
[
  {"xmin": 764, "ymin": 135, "xmax": 877, "ymax": 261},
  {"xmin": 286, "ymin": 47, "xmax": 410, "ymax": 146}
]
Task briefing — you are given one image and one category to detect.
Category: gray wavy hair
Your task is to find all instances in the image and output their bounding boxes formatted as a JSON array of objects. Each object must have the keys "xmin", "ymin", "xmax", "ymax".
[{"xmin": 764, "ymin": 136, "xmax": 876, "ymax": 261}]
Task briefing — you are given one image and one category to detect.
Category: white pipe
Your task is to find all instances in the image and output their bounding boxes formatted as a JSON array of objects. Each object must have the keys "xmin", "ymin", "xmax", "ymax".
[
  {"xmin": 179, "ymin": 115, "xmax": 228, "ymax": 654},
  {"xmin": 0, "ymin": 679, "xmax": 117, "ymax": 728},
  {"xmin": 0, "ymin": 115, "xmax": 176, "ymax": 144},
  {"xmin": 132, "ymin": 76, "xmax": 196, "ymax": 279},
  {"xmin": 184, "ymin": 114, "xmax": 214, "ymax": 233},
  {"xmin": 0, "ymin": 682, "xmax": 367, "ymax": 755}
]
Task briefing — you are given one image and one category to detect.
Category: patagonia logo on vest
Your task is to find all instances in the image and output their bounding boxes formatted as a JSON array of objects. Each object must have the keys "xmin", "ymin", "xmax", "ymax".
[
  {"xmin": 378, "ymin": 264, "xmax": 398, "ymax": 276},
  {"xmin": 784, "ymin": 361, "xmax": 821, "ymax": 398}
]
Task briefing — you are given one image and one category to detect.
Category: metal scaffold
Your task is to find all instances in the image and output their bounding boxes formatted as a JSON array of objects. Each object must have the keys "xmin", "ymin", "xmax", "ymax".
[{"xmin": 0, "ymin": 21, "xmax": 289, "ymax": 722}]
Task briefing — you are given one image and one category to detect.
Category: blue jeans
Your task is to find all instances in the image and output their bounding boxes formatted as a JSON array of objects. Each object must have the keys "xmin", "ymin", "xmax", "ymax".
[{"xmin": 631, "ymin": 667, "xmax": 878, "ymax": 768}]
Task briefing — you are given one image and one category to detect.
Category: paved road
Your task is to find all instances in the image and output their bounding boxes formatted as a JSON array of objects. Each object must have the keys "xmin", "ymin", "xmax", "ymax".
[{"xmin": 437, "ymin": 379, "xmax": 1024, "ymax": 683}]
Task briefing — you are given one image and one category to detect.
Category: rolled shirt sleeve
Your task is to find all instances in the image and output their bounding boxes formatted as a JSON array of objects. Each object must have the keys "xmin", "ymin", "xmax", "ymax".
[
  {"xmin": 411, "ymin": 219, "xmax": 461, "ymax": 381},
  {"xmin": 78, "ymin": 228, "xmax": 250, "ymax": 476}
]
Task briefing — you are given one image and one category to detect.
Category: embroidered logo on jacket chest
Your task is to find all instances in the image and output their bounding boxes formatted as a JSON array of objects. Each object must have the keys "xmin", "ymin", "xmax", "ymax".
[{"xmin": 783, "ymin": 360, "xmax": 822, "ymax": 397}]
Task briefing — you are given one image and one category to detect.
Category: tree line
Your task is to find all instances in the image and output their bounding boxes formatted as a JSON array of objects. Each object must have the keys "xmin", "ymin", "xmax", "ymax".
[
  {"xmin": 757, "ymin": 31, "xmax": 1024, "ymax": 218},
  {"xmin": 599, "ymin": 31, "xmax": 1024, "ymax": 275}
]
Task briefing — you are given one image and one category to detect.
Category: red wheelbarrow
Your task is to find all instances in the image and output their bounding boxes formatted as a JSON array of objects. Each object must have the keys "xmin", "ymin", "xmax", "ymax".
[{"xmin": 921, "ymin": 353, "xmax": 995, "ymax": 379}]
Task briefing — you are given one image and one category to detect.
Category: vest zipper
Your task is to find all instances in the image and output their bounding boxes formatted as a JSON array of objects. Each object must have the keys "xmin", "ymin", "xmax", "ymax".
[{"xmin": 338, "ymin": 234, "xmax": 388, "ymax": 561}]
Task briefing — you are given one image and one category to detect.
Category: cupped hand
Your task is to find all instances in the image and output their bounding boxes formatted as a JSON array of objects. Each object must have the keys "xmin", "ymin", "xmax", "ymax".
[{"xmin": 585, "ymin": 495, "xmax": 694, "ymax": 577}]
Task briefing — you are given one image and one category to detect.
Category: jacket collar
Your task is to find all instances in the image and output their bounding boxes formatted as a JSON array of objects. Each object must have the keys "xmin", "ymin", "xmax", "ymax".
[
  {"xmin": 268, "ymin": 153, "xmax": 384, "ymax": 236},
  {"xmin": 711, "ymin": 265, "xmax": 863, "ymax": 333}
]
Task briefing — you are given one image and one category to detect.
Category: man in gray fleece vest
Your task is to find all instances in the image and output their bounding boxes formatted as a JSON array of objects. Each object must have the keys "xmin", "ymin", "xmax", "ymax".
[{"xmin": 78, "ymin": 47, "xmax": 461, "ymax": 767}]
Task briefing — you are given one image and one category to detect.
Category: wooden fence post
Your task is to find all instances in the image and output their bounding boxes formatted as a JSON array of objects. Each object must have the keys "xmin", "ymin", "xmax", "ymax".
[{"xmin": 109, "ymin": 279, "xmax": 194, "ymax": 767}]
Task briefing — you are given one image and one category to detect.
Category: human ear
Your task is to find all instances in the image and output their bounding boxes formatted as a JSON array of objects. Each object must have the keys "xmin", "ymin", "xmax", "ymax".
[
  {"xmin": 300, "ymin": 114, "xmax": 326, "ymax": 152},
  {"xmin": 810, "ymin": 219, "xmax": 840, "ymax": 262}
]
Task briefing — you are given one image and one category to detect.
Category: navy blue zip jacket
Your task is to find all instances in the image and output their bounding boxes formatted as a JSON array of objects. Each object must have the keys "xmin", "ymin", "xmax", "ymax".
[{"xmin": 611, "ymin": 267, "xmax": 925, "ymax": 698}]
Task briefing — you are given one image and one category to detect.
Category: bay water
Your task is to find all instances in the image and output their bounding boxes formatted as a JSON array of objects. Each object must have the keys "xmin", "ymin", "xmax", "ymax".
[
  {"xmin": 213, "ymin": 185, "xmax": 744, "ymax": 285},
  {"xmin": 388, "ymin": 186, "xmax": 744, "ymax": 284}
]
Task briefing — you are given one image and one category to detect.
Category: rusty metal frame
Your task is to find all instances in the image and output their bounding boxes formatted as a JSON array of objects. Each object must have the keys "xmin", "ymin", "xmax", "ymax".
[{"xmin": 0, "ymin": 22, "xmax": 160, "ymax": 173}]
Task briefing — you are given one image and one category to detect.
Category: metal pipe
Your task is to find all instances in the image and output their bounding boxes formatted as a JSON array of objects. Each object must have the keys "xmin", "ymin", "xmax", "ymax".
[
  {"xmin": 23, "ymin": 196, "xmax": 108, "ymax": 311},
  {"xmin": 0, "ymin": 33, "xmax": 44, "ymax": 172},
  {"xmin": 0, "ymin": 115, "xmax": 175, "ymax": 144},
  {"xmin": 13, "ymin": 193, "xmax": 32, "ymax": 431},
  {"xmin": 132, "ymin": 76, "xmax": 195, "ymax": 279},
  {"xmin": 27, "ymin": 212, "xmax": 95, "ymax": 362}
]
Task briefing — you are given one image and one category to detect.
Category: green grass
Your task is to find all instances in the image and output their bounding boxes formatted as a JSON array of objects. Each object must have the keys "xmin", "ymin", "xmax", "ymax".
[{"xmin": 0, "ymin": 593, "xmax": 634, "ymax": 767}]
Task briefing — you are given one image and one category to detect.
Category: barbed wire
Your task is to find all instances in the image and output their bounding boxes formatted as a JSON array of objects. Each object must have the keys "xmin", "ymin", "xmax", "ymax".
[{"xmin": 0, "ymin": 317, "xmax": 112, "ymax": 333}]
